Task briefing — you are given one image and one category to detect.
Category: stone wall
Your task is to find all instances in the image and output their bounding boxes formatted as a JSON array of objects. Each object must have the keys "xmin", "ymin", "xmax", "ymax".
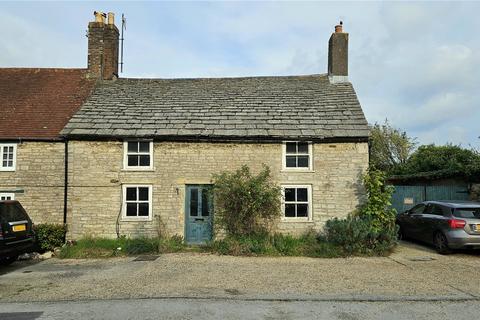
[
  {"xmin": 0, "ymin": 141, "xmax": 65, "ymax": 224},
  {"xmin": 67, "ymin": 141, "xmax": 369, "ymax": 239}
]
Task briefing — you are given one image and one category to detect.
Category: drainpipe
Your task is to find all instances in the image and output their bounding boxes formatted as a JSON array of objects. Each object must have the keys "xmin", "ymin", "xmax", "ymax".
[{"xmin": 63, "ymin": 140, "xmax": 69, "ymax": 225}]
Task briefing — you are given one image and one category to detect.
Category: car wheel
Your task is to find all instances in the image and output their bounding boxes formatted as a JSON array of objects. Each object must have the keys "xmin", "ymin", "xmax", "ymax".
[
  {"xmin": 0, "ymin": 255, "xmax": 18, "ymax": 266},
  {"xmin": 434, "ymin": 232, "xmax": 451, "ymax": 255}
]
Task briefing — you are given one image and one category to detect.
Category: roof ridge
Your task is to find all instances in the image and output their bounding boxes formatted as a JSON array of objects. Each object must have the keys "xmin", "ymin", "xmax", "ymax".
[
  {"xmin": 0, "ymin": 68, "xmax": 88, "ymax": 73},
  {"xmin": 116, "ymin": 73, "xmax": 328, "ymax": 81}
]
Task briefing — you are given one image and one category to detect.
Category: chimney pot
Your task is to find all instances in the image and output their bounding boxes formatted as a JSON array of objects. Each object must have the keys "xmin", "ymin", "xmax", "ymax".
[
  {"xmin": 107, "ymin": 12, "xmax": 115, "ymax": 25},
  {"xmin": 94, "ymin": 11, "xmax": 106, "ymax": 24},
  {"xmin": 335, "ymin": 21, "xmax": 343, "ymax": 33}
]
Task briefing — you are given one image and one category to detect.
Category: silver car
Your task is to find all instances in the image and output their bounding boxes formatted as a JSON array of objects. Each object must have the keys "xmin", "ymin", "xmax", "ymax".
[{"xmin": 396, "ymin": 200, "xmax": 480, "ymax": 254}]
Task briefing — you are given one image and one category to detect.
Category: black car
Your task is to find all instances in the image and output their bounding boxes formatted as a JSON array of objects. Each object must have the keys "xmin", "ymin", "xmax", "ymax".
[
  {"xmin": 396, "ymin": 200, "xmax": 480, "ymax": 254},
  {"xmin": 0, "ymin": 200, "xmax": 35, "ymax": 265}
]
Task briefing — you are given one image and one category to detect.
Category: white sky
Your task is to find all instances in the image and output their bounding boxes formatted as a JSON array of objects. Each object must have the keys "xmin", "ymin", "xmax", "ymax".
[{"xmin": 1, "ymin": 1, "xmax": 479, "ymax": 148}]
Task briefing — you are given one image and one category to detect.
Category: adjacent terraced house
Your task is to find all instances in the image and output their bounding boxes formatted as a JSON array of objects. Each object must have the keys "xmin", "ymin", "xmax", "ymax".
[
  {"xmin": 0, "ymin": 69, "xmax": 95, "ymax": 225},
  {"xmin": 60, "ymin": 14, "xmax": 369, "ymax": 242}
]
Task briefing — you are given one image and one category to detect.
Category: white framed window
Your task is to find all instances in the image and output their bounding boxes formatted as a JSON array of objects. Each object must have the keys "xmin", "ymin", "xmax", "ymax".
[
  {"xmin": 123, "ymin": 140, "xmax": 153, "ymax": 170},
  {"xmin": 281, "ymin": 185, "xmax": 312, "ymax": 221},
  {"xmin": 122, "ymin": 185, "xmax": 153, "ymax": 221},
  {"xmin": 282, "ymin": 141, "xmax": 313, "ymax": 171},
  {"xmin": 0, "ymin": 193, "xmax": 15, "ymax": 201},
  {"xmin": 0, "ymin": 144, "xmax": 16, "ymax": 171}
]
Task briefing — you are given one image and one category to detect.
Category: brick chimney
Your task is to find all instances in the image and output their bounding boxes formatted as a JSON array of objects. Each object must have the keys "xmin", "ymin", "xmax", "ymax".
[
  {"xmin": 87, "ymin": 11, "xmax": 119, "ymax": 80},
  {"xmin": 328, "ymin": 21, "xmax": 348, "ymax": 84}
]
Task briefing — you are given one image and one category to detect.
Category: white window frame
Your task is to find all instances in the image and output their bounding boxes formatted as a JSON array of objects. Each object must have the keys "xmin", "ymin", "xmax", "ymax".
[
  {"xmin": 121, "ymin": 184, "xmax": 153, "ymax": 221},
  {"xmin": 123, "ymin": 140, "xmax": 154, "ymax": 171},
  {"xmin": 282, "ymin": 141, "xmax": 313, "ymax": 171},
  {"xmin": 281, "ymin": 185, "xmax": 313, "ymax": 221},
  {"xmin": 0, "ymin": 143, "xmax": 16, "ymax": 172},
  {"xmin": 0, "ymin": 193, "xmax": 15, "ymax": 201}
]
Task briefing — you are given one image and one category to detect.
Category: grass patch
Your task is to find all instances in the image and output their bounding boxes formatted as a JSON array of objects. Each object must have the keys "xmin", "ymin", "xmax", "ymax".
[
  {"xmin": 59, "ymin": 236, "xmax": 188, "ymax": 259},
  {"xmin": 60, "ymin": 232, "xmax": 396, "ymax": 259}
]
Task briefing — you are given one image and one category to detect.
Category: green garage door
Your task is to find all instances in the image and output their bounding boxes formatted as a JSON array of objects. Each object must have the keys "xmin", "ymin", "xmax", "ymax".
[{"xmin": 391, "ymin": 185, "xmax": 469, "ymax": 214}]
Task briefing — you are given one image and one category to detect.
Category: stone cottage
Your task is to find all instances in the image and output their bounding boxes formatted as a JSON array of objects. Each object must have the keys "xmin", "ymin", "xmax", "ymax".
[{"xmin": 60, "ymin": 15, "xmax": 370, "ymax": 243}]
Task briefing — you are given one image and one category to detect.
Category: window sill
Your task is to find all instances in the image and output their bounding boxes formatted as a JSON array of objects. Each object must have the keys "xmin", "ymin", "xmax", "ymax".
[
  {"xmin": 121, "ymin": 217, "xmax": 153, "ymax": 222},
  {"xmin": 0, "ymin": 168, "xmax": 15, "ymax": 172},
  {"xmin": 121, "ymin": 167, "xmax": 156, "ymax": 172},
  {"xmin": 281, "ymin": 218, "xmax": 314, "ymax": 223},
  {"xmin": 281, "ymin": 169, "xmax": 315, "ymax": 173}
]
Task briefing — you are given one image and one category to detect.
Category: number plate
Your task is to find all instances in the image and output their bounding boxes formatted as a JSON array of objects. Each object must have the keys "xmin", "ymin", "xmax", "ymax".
[{"xmin": 12, "ymin": 224, "xmax": 26, "ymax": 232}]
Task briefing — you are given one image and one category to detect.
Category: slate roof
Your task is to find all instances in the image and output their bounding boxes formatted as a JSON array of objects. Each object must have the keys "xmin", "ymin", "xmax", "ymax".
[
  {"xmin": 0, "ymin": 68, "xmax": 95, "ymax": 140},
  {"xmin": 62, "ymin": 74, "xmax": 369, "ymax": 141}
]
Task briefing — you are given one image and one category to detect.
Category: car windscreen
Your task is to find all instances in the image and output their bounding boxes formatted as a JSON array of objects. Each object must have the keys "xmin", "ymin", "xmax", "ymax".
[
  {"xmin": 0, "ymin": 203, "xmax": 28, "ymax": 223},
  {"xmin": 453, "ymin": 208, "xmax": 480, "ymax": 219}
]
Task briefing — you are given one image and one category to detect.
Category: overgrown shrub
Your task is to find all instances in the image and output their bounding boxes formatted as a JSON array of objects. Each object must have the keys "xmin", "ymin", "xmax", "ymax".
[
  {"xmin": 358, "ymin": 169, "xmax": 397, "ymax": 232},
  {"xmin": 212, "ymin": 165, "xmax": 282, "ymax": 237},
  {"xmin": 324, "ymin": 215, "xmax": 397, "ymax": 255},
  {"xmin": 34, "ymin": 223, "xmax": 67, "ymax": 251}
]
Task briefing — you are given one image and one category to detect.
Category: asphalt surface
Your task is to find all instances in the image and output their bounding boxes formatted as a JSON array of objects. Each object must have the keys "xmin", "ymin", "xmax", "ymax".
[
  {"xmin": 1, "ymin": 298, "xmax": 480, "ymax": 320},
  {"xmin": 0, "ymin": 241, "xmax": 479, "ymax": 319}
]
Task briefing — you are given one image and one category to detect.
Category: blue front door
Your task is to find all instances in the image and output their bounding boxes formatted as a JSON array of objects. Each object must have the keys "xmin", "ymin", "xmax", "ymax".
[{"xmin": 185, "ymin": 185, "xmax": 213, "ymax": 244}]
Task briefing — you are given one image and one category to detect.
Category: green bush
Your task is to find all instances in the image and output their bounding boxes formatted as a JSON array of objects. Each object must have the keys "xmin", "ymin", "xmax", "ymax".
[
  {"xmin": 208, "ymin": 232, "xmax": 348, "ymax": 258},
  {"xmin": 34, "ymin": 223, "xmax": 67, "ymax": 251},
  {"xmin": 212, "ymin": 165, "xmax": 282, "ymax": 237},
  {"xmin": 324, "ymin": 215, "xmax": 397, "ymax": 255}
]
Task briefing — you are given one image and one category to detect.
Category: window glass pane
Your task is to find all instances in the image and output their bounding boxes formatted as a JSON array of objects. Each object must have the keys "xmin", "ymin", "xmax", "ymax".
[
  {"xmin": 126, "ymin": 203, "xmax": 137, "ymax": 216},
  {"xmin": 297, "ymin": 156, "xmax": 309, "ymax": 168},
  {"xmin": 286, "ymin": 142, "xmax": 297, "ymax": 154},
  {"xmin": 138, "ymin": 203, "xmax": 149, "ymax": 216},
  {"xmin": 297, "ymin": 143, "xmax": 308, "ymax": 153},
  {"xmin": 201, "ymin": 190, "xmax": 210, "ymax": 217},
  {"xmin": 128, "ymin": 155, "xmax": 139, "ymax": 166},
  {"xmin": 126, "ymin": 188, "xmax": 137, "ymax": 201},
  {"xmin": 127, "ymin": 142, "xmax": 138, "ymax": 153},
  {"xmin": 3, "ymin": 153, "xmax": 7, "ymax": 160},
  {"xmin": 139, "ymin": 155, "xmax": 150, "ymax": 166},
  {"xmin": 410, "ymin": 204, "xmax": 425, "ymax": 214},
  {"xmin": 297, "ymin": 204, "xmax": 308, "ymax": 217},
  {"xmin": 297, "ymin": 188, "xmax": 308, "ymax": 202},
  {"xmin": 138, "ymin": 188, "xmax": 149, "ymax": 201},
  {"xmin": 285, "ymin": 204, "xmax": 296, "ymax": 217},
  {"xmin": 139, "ymin": 142, "xmax": 150, "ymax": 153},
  {"xmin": 285, "ymin": 188, "xmax": 295, "ymax": 202},
  {"xmin": 286, "ymin": 156, "xmax": 297, "ymax": 168},
  {"xmin": 190, "ymin": 189, "xmax": 198, "ymax": 216}
]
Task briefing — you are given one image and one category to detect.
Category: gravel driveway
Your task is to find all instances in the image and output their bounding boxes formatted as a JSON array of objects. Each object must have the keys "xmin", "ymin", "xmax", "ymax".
[{"xmin": 0, "ymin": 241, "xmax": 479, "ymax": 302}]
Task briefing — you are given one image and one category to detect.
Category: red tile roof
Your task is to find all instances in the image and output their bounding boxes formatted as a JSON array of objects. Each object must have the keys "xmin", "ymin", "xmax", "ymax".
[{"xmin": 0, "ymin": 68, "xmax": 95, "ymax": 140}]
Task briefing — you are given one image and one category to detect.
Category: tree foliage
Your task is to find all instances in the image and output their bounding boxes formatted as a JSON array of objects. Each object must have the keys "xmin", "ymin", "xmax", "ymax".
[
  {"xmin": 369, "ymin": 120, "xmax": 416, "ymax": 173},
  {"xmin": 211, "ymin": 165, "xmax": 282, "ymax": 237},
  {"xmin": 393, "ymin": 144, "xmax": 480, "ymax": 180}
]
